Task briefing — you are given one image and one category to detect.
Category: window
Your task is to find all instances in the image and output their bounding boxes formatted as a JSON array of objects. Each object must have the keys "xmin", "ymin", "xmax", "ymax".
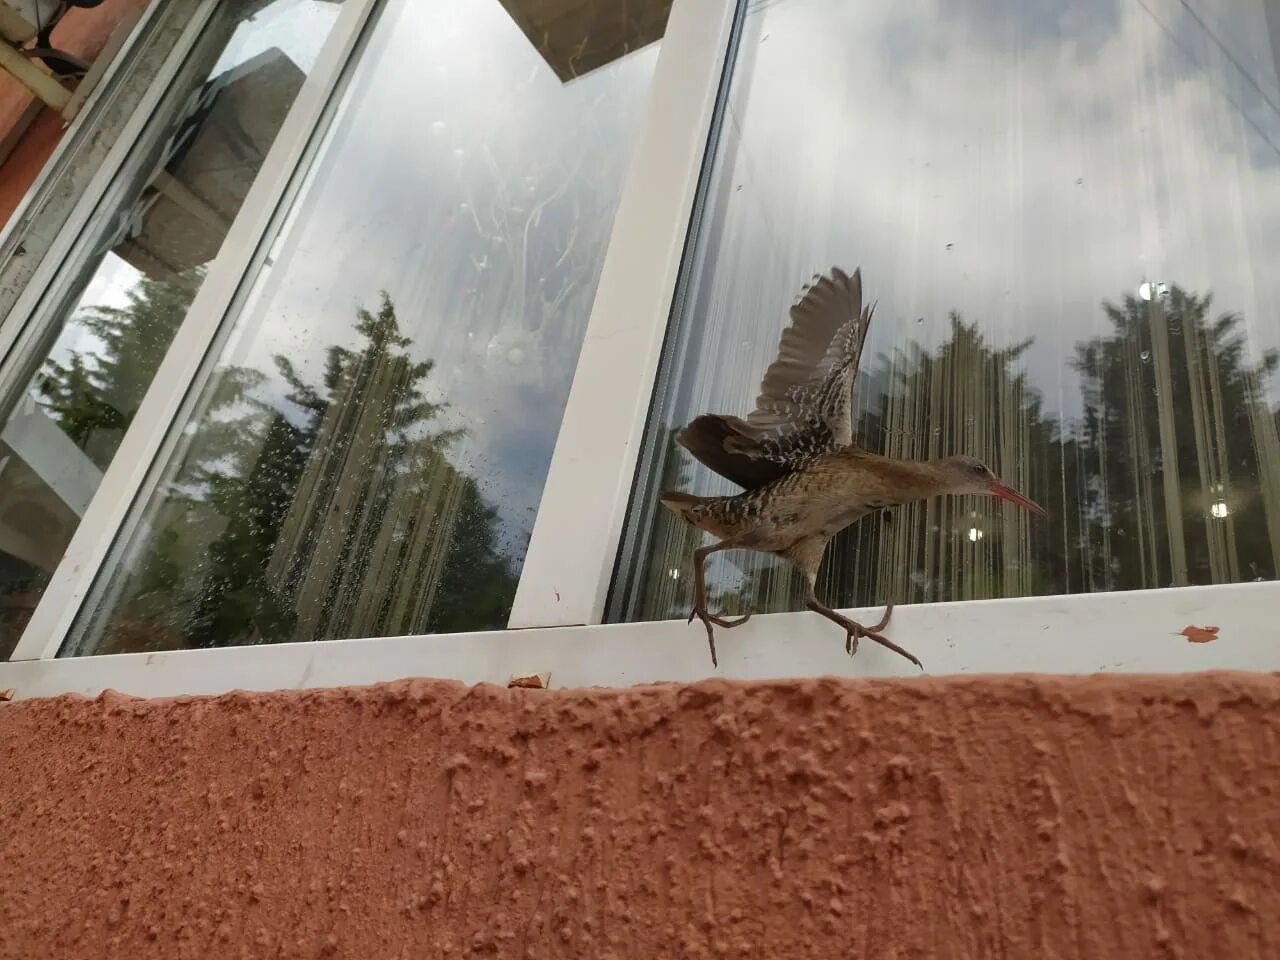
[
  {"xmin": 0, "ymin": 0, "xmax": 348, "ymax": 658},
  {"xmin": 611, "ymin": 0, "xmax": 1280, "ymax": 623},
  {"xmin": 63, "ymin": 0, "xmax": 667, "ymax": 656},
  {"xmin": 1, "ymin": 0, "xmax": 1275, "ymax": 699}
]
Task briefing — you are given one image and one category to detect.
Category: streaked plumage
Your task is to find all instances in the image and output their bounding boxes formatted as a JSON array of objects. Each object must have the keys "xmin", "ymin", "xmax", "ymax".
[
  {"xmin": 677, "ymin": 267, "xmax": 870, "ymax": 489},
  {"xmin": 662, "ymin": 266, "xmax": 1044, "ymax": 668}
]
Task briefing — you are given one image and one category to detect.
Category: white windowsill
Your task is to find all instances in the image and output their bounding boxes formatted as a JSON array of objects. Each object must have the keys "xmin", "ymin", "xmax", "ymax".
[{"xmin": 1, "ymin": 581, "xmax": 1274, "ymax": 701}]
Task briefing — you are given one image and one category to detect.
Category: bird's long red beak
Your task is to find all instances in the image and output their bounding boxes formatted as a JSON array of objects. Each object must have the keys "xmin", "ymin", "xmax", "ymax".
[{"xmin": 989, "ymin": 481, "xmax": 1046, "ymax": 517}]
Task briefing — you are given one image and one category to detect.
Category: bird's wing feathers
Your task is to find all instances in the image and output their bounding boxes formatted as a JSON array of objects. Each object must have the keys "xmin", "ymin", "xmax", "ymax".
[
  {"xmin": 677, "ymin": 267, "xmax": 874, "ymax": 489},
  {"xmin": 675, "ymin": 413, "xmax": 790, "ymax": 490},
  {"xmin": 744, "ymin": 268, "xmax": 862, "ymax": 428}
]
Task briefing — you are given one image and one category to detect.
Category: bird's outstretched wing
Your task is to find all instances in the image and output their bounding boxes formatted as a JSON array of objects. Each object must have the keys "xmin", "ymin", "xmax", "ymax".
[{"xmin": 676, "ymin": 266, "xmax": 873, "ymax": 490}]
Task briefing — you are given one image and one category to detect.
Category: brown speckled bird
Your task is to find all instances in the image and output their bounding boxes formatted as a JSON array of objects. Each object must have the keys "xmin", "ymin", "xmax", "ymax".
[{"xmin": 661, "ymin": 267, "xmax": 1045, "ymax": 668}]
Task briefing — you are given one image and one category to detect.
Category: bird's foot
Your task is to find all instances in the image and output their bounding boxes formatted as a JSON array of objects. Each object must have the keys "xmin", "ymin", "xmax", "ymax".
[
  {"xmin": 868, "ymin": 603, "xmax": 894, "ymax": 632},
  {"xmin": 852, "ymin": 624, "xmax": 921, "ymax": 670},
  {"xmin": 687, "ymin": 607, "xmax": 752, "ymax": 629},
  {"xmin": 687, "ymin": 606, "xmax": 753, "ymax": 669},
  {"xmin": 826, "ymin": 604, "xmax": 920, "ymax": 670},
  {"xmin": 689, "ymin": 607, "xmax": 719, "ymax": 668}
]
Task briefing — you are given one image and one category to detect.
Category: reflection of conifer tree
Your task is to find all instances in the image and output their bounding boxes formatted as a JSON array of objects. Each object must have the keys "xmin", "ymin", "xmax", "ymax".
[
  {"xmin": 821, "ymin": 314, "xmax": 1060, "ymax": 608},
  {"xmin": 424, "ymin": 484, "xmax": 521, "ymax": 633},
  {"xmin": 6, "ymin": 269, "xmax": 203, "ymax": 657},
  {"xmin": 1073, "ymin": 287, "xmax": 1280, "ymax": 588},
  {"xmin": 94, "ymin": 292, "xmax": 520, "ymax": 653},
  {"xmin": 38, "ymin": 268, "xmax": 203, "ymax": 465},
  {"xmin": 115, "ymin": 365, "xmax": 280, "ymax": 648},
  {"xmin": 183, "ymin": 409, "xmax": 309, "ymax": 647},
  {"xmin": 635, "ymin": 315, "xmax": 1064, "ymax": 618},
  {"xmin": 633, "ymin": 287, "xmax": 1280, "ymax": 621}
]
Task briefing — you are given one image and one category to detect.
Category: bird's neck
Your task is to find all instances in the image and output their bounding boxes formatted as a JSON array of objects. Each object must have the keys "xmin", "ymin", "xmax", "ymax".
[{"xmin": 831, "ymin": 450, "xmax": 953, "ymax": 506}]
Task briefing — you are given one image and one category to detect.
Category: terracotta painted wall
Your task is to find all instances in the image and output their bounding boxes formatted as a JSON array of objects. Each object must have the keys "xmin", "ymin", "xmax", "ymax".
[{"xmin": 2, "ymin": 672, "xmax": 1279, "ymax": 958}]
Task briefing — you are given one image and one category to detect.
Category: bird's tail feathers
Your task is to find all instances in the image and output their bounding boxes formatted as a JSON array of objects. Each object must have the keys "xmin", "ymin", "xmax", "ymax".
[{"xmin": 658, "ymin": 489, "xmax": 710, "ymax": 522}]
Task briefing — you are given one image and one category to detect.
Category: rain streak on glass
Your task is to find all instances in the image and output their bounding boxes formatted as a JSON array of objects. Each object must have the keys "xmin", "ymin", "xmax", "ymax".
[
  {"xmin": 67, "ymin": 0, "xmax": 669, "ymax": 656},
  {"xmin": 613, "ymin": 0, "xmax": 1280, "ymax": 624}
]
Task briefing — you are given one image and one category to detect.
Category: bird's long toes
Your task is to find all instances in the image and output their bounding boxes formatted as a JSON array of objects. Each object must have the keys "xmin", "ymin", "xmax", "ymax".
[
  {"xmin": 862, "ymin": 628, "xmax": 923, "ymax": 671},
  {"xmin": 689, "ymin": 608, "xmax": 720, "ymax": 668},
  {"xmin": 845, "ymin": 630, "xmax": 860, "ymax": 656}
]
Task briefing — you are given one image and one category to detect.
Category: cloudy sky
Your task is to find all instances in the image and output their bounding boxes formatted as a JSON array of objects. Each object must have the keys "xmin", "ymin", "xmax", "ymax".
[
  {"xmin": 619, "ymin": 0, "xmax": 1280, "ymax": 608},
  {"xmin": 672, "ymin": 0, "xmax": 1280, "ymax": 430},
  {"xmin": 52, "ymin": 0, "xmax": 1280, "ymax": 613},
  {"xmin": 191, "ymin": 0, "xmax": 660, "ymax": 561}
]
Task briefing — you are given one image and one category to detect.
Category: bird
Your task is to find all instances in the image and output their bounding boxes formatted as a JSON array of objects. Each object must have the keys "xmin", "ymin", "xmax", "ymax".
[{"xmin": 659, "ymin": 266, "xmax": 1045, "ymax": 669}]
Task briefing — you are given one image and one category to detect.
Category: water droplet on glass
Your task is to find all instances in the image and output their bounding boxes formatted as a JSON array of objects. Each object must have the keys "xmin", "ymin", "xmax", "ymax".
[
  {"xmin": 1139, "ymin": 350, "xmax": 1151, "ymax": 362},
  {"xmin": 1075, "ymin": 177, "xmax": 1083, "ymax": 185},
  {"xmin": 430, "ymin": 120, "xmax": 446, "ymax": 135},
  {"xmin": 945, "ymin": 242, "xmax": 954, "ymax": 250},
  {"xmin": 453, "ymin": 147, "xmax": 466, "ymax": 159},
  {"xmin": 915, "ymin": 317, "xmax": 924, "ymax": 324}
]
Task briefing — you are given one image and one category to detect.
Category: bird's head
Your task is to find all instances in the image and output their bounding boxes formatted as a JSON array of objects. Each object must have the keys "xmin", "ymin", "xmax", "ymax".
[{"xmin": 938, "ymin": 455, "xmax": 1046, "ymax": 516}]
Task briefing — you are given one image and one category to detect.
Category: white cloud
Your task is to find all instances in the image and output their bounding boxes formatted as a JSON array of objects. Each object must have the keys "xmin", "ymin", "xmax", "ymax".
[
  {"xmin": 694, "ymin": 0, "xmax": 1280, "ymax": 423},
  {"xmin": 198, "ymin": 0, "xmax": 661, "ymax": 550}
]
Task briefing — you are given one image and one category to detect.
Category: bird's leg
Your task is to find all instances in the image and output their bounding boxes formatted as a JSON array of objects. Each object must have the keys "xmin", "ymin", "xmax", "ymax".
[
  {"xmin": 804, "ymin": 588, "xmax": 919, "ymax": 669},
  {"xmin": 688, "ymin": 541, "xmax": 753, "ymax": 668},
  {"xmin": 863, "ymin": 603, "xmax": 894, "ymax": 633}
]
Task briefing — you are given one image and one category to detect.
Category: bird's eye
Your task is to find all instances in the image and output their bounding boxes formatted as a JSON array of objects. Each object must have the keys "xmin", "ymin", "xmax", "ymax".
[{"xmin": 972, "ymin": 463, "xmax": 986, "ymax": 475}]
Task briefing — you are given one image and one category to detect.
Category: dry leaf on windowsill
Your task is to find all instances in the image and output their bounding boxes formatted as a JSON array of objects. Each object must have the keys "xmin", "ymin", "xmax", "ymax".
[{"xmin": 1180, "ymin": 625, "xmax": 1219, "ymax": 644}]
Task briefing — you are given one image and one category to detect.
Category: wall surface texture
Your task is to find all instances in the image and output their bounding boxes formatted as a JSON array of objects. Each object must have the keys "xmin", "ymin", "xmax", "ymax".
[{"xmin": 3, "ymin": 672, "xmax": 1279, "ymax": 958}]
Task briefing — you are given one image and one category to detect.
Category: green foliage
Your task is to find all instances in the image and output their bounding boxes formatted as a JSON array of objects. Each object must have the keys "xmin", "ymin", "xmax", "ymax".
[
  {"xmin": 38, "ymin": 268, "xmax": 203, "ymax": 467},
  {"xmin": 40, "ymin": 282, "xmax": 519, "ymax": 652}
]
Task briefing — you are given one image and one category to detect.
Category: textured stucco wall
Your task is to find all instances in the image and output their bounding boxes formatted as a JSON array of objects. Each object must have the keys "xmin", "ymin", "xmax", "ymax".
[{"xmin": 2, "ymin": 672, "xmax": 1279, "ymax": 958}]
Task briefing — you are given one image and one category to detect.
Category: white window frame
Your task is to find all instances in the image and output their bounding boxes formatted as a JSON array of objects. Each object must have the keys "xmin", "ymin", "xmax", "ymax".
[
  {"xmin": 1, "ymin": 0, "xmax": 1277, "ymax": 700},
  {"xmin": 0, "ymin": 0, "xmax": 219, "ymax": 359},
  {"xmin": 0, "ymin": 0, "xmax": 162, "ymax": 304},
  {"xmin": 6, "ymin": 0, "xmax": 383, "ymax": 660}
]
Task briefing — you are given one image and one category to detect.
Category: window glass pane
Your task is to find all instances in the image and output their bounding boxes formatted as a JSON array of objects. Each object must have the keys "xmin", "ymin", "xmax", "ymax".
[
  {"xmin": 613, "ymin": 0, "xmax": 1280, "ymax": 624},
  {"xmin": 0, "ymin": 0, "xmax": 345, "ymax": 659},
  {"xmin": 67, "ymin": 0, "xmax": 667, "ymax": 655}
]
